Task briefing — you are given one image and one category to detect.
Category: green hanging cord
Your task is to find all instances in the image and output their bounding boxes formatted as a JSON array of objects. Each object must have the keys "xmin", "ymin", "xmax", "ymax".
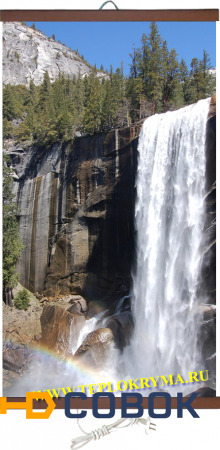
[{"xmin": 99, "ymin": 1, "xmax": 119, "ymax": 9}]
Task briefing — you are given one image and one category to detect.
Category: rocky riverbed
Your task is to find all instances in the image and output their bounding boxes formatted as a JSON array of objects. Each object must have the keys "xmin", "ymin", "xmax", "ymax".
[
  {"xmin": 3, "ymin": 282, "xmax": 216, "ymax": 396},
  {"xmin": 3, "ymin": 283, "xmax": 133, "ymax": 395}
]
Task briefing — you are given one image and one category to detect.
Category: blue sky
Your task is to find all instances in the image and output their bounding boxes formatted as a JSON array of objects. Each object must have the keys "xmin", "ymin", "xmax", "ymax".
[{"xmin": 27, "ymin": 21, "xmax": 216, "ymax": 75}]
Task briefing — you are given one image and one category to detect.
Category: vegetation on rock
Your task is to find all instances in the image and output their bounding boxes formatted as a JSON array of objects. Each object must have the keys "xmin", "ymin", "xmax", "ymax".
[{"xmin": 14, "ymin": 289, "xmax": 30, "ymax": 310}]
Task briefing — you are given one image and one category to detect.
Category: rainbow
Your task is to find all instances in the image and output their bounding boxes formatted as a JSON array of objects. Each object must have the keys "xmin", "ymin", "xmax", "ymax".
[{"xmin": 3, "ymin": 340, "xmax": 115, "ymax": 395}]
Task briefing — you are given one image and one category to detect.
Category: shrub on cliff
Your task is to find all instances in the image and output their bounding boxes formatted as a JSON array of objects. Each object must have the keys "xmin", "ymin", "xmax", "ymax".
[{"xmin": 14, "ymin": 289, "xmax": 30, "ymax": 310}]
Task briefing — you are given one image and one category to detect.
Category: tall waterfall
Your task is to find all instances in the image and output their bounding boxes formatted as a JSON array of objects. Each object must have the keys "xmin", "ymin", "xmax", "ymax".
[{"xmin": 125, "ymin": 98, "xmax": 210, "ymax": 387}]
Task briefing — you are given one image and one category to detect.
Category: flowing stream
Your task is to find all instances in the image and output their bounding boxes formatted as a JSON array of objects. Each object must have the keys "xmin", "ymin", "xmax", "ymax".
[{"xmin": 122, "ymin": 98, "xmax": 211, "ymax": 389}]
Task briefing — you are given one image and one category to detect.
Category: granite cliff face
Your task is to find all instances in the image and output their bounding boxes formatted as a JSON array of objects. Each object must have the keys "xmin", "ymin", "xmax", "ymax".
[
  {"xmin": 8, "ymin": 125, "xmax": 141, "ymax": 302},
  {"xmin": 200, "ymin": 97, "xmax": 216, "ymax": 384},
  {"xmin": 6, "ymin": 99, "xmax": 216, "ymax": 311},
  {"xmin": 201, "ymin": 97, "xmax": 216, "ymax": 303},
  {"xmin": 3, "ymin": 22, "xmax": 107, "ymax": 87}
]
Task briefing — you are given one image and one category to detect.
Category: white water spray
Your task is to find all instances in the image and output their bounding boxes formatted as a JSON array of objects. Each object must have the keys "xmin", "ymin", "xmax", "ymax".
[{"xmin": 124, "ymin": 99, "xmax": 210, "ymax": 386}]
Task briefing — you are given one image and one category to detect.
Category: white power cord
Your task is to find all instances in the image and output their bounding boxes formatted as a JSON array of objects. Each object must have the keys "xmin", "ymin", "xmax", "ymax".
[{"xmin": 71, "ymin": 415, "xmax": 156, "ymax": 449}]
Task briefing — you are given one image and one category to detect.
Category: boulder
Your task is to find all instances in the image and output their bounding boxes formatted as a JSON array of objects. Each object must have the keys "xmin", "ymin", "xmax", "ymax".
[
  {"xmin": 105, "ymin": 311, "xmax": 134, "ymax": 350},
  {"xmin": 3, "ymin": 347, "xmax": 26, "ymax": 373},
  {"xmin": 74, "ymin": 327, "xmax": 114, "ymax": 367},
  {"xmin": 67, "ymin": 295, "xmax": 88, "ymax": 314},
  {"xmin": 197, "ymin": 305, "xmax": 216, "ymax": 357},
  {"xmin": 40, "ymin": 304, "xmax": 85, "ymax": 356},
  {"xmin": 194, "ymin": 304, "xmax": 216, "ymax": 389}
]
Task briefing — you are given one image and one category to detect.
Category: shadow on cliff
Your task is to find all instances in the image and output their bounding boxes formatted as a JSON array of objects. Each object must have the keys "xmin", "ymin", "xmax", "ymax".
[{"xmin": 82, "ymin": 135, "xmax": 139, "ymax": 307}]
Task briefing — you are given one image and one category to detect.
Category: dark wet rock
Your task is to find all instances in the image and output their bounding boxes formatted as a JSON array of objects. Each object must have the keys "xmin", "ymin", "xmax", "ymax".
[
  {"xmin": 120, "ymin": 296, "xmax": 132, "ymax": 312},
  {"xmin": 105, "ymin": 311, "xmax": 134, "ymax": 350},
  {"xmin": 197, "ymin": 97, "xmax": 216, "ymax": 388},
  {"xmin": 187, "ymin": 387, "xmax": 216, "ymax": 397},
  {"xmin": 40, "ymin": 304, "xmax": 85, "ymax": 356},
  {"xmin": 200, "ymin": 96, "xmax": 216, "ymax": 305},
  {"xmin": 208, "ymin": 94, "xmax": 216, "ymax": 120},
  {"xmin": 67, "ymin": 296, "xmax": 88, "ymax": 314},
  {"xmin": 195, "ymin": 304, "xmax": 216, "ymax": 389},
  {"xmin": 74, "ymin": 327, "xmax": 114, "ymax": 367},
  {"xmin": 9, "ymin": 125, "xmax": 140, "ymax": 303},
  {"xmin": 3, "ymin": 347, "xmax": 26, "ymax": 373}
]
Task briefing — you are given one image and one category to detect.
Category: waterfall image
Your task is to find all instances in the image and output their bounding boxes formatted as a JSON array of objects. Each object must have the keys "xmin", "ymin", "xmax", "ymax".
[
  {"xmin": 122, "ymin": 98, "xmax": 212, "ymax": 393},
  {"xmin": 2, "ymin": 21, "xmax": 216, "ymax": 398}
]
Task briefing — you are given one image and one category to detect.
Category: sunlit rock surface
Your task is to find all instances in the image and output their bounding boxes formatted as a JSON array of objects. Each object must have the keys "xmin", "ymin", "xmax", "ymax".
[{"xmin": 3, "ymin": 22, "xmax": 107, "ymax": 86}]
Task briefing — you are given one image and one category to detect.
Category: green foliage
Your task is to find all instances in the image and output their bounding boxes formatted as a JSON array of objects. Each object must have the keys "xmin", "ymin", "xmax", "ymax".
[
  {"xmin": 84, "ymin": 70, "xmax": 103, "ymax": 134},
  {"xmin": 14, "ymin": 289, "xmax": 30, "ymax": 310},
  {"xmin": 3, "ymin": 155, "xmax": 23, "ymax": 291},
  {"xmin": 3, "ymin": 118, "xmax": 15, "ymax": 139},
  {"xmin": 15, "ymin": 121, "xmax": 32, "ymax": 141},
  {"xmin": 3, "ymin": 85, "xmax": 27, "ymax": 121},
  {"xmin": 3, "ymin": 23, "xmax": 215, "ymax": 144},
  {"xmin": 189, "ymin": 50, "xmax": 215, "ymax": 102},
  {"xmin": 127, "ymin": 22, "xmax": 215, "ymax": 115},
  {"xmin": 14, "ymin": 51, "xmax": 20, "ymax": 61}
]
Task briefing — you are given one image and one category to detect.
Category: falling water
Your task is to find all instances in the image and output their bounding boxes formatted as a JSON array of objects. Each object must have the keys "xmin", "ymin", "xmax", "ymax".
[{"xmin": 124, "ymin": 98, "xmax": 210, "ymax": 387}]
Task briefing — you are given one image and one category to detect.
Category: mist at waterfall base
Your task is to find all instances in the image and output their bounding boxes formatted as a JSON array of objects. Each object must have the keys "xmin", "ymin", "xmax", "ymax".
[
  {"xmin": 5, "ymin": 311, "xmax": 117, "ymax": 397},
  {"xmin": 5, "ymin": 98, "xmax": 211, "ymax": 397}
]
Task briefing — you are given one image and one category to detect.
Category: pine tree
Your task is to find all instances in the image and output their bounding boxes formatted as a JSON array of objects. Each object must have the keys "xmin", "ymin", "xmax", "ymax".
[
  {"xmin": 36, "ymin": 71, "xmax": 58, "ymax": 143},
  {"xmin": 3, "ymin": 85, "xmax": 23, "ymax": 121},
  {"xmin": 39, "ymin": 70, "xmax": 53, "ymax": 110},
  {"xmin": 74, "ymin": 74, "xmax": 85, "ymax": 131},
  {"xmin": 189, "ymin": 51, "xmax": 215, "ymax": 102},
  {"xmin": 84, "ymin": 70, "xmax": 102, "ymax": 134},
  {"xmin": 145, "ymin": 22, "xmax": 164, "ymax": 113},
  {"xmin": 199, "ymin": 50, "xmax": 215, "ymax": 98},
  {"xmin": 17, "ymin": 80, "xmax": 38, "ymax": 141},
  {"xmin": 138, "ymin": 33, "xmax": 151, "ymax": 95},
  {"xmin": 190, "ymin": 57, "xmax": 202, "ymax": 101},
  {"xmin": 3, "ymin": 117, "xmax": 15, "ymax": 139},
  {"xmin": 128, "ymin": 47, "xmax": 147, "ymax": 122},
  {"xmin": 179, "ymin": 58, "xmax": 192, "ymax": 104},
  {"xmin": 161, "ymin": 45, "xmax": 180, "ymax": 111},
  {"xmin": 129, "ymin": 45, "xmax": 139, "ymax": 79}
]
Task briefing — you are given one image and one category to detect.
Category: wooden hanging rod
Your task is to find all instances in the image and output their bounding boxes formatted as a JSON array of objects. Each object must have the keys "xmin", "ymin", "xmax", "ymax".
[
  {"xmin": 0, "ymin": 9, "xmax": 219, "ymax": 22},
  {"xmin": 6, "ymin": 396, "xmax": 220, "ymax": 410}
]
